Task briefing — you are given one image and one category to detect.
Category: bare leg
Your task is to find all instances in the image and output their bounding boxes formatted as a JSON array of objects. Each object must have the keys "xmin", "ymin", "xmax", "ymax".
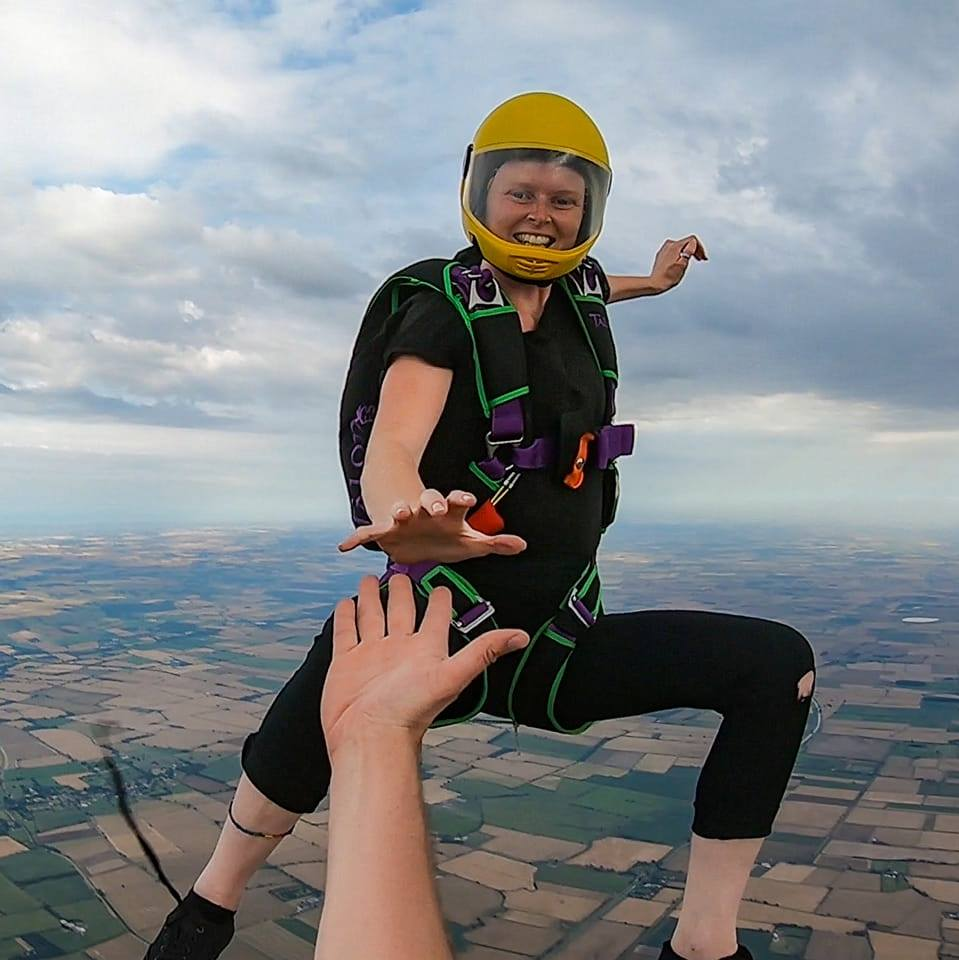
[
  {"xmin": 669, "ymin": 832, "xmax": 763, "ymax": 960},
  {"xmin": 192, "ymin": 774, "xmax": 301, "ymax": 910}
]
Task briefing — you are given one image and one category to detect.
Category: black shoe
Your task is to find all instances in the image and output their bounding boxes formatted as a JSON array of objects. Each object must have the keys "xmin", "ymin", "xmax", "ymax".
[
  {"xmin": 659, "ymin": 940, "xmax": 754, "ymax": 960},
  {"xmin": 144, "ymin": 892, "xmax": 235, "ymax": 960}
]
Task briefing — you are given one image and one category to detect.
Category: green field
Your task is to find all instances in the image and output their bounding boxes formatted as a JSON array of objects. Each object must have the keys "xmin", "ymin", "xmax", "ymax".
[
  {"xmin": 0, "ymin": 849, "xmax": 73, "ymax": 884},
  {"xmin": 2, "ymin": 762, "xmax": 86, "ymax": 785},
  {"xmin": 490, "ymin": 732, "xmax": 594, "ymax": 762},
  {"xmin": 0, "ymin": 873, "xmax": 40, "ymax": 913},
  {"xmin": 446, "ymin": 775, "xmax": 522, "ymax": 799},
  {"xmin": 0, "ymin": 908, "xmax": 60, "ymax": 939},
  {"xmin": 242, "ymin": 675, "xmax": 286, "ymax": 691},
  {"xmin": 23, "ymin": 873, "xmax": 96, "ymax": 907},
  {"xmin": 834, "ymin": 698, "xmax": 959, "ymax": 729},
  {"xmin": 48, "ymin": 899, "xmax": 126, "ymax": 949},
  {"xmin": 535, "ymin": 862, "xmax": 634, "ymax": 894},
  {"xmin": 206, "ymin": 650, "xmax": 303, "ymax": 673},
  {"xmin": 276, "ymin": 916, "xmax": 317, "ymax": 944},
  {"xmin": 32, "ymin": 808, "xmax": 91, "ymax": 833},
  {"xmin": 428, "ymin": 803, "xmax": 484, "ymax": 838},
  {"xmin": 481, "ymin": 787, "xmax": 619, "ymax": 844},
  {"xmin": 197, "ymin": 754, "xmax": 243, "ymax": 784}
]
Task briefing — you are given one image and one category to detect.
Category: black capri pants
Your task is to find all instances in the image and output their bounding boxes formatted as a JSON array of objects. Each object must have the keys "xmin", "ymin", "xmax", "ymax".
[{"xmin": 242, "ymin": 576, "xmax": 815, "ymax": 841}]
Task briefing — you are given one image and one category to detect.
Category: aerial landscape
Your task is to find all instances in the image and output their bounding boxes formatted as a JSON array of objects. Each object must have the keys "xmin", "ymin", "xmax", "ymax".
[{"xmin": 1, "ymin": 523, "xmax": 957, "ymax": 960}]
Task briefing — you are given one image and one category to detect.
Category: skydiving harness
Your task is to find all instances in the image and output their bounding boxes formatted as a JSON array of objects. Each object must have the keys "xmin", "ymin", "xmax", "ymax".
[{"xmin": 349, "ymin": 248, "xmax": 635, "ymax": 736}]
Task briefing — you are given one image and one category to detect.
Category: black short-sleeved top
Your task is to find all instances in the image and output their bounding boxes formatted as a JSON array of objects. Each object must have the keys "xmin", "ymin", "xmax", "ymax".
[{"xmin": 379, "ymin": 280, "xmax": 612, "ymax": 615}]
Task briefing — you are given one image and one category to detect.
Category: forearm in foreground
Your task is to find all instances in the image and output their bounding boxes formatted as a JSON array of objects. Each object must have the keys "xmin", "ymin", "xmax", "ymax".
[{"xmin": 315, "ymin": 728, "xmax": 454, "ymax": 960}]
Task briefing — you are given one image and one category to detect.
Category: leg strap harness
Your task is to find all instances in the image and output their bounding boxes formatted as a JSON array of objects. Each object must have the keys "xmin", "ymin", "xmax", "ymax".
[{"xmin": 381, "ymin": 557, "xmax": 602, "ymax": 735}]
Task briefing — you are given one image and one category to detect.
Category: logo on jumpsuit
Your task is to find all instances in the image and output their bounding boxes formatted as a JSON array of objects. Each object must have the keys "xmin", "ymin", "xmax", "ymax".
[
  {"xmin": 568, "ymin": 258, "xmax": 604, "ymax": 299},
  {"xmin": 347, "ymin": 403, "xmax": 377, "ymax": 525},
  {"xmin": 450, "ymin": 264, "xmax": 506, "ymax": 311}
]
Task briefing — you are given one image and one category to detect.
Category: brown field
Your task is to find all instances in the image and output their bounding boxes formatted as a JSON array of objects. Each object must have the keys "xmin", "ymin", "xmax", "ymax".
[
  {"xmin": 278, "ymin": 860, "xmax": 326, "ymax": 890},
  {"xmin": 820, "ymin": 887, "xmax": 932, "ymax": 926},
  {"xmin": 559, "ymin": 760, "xmax": 630, "ymax": 780},
  {"xmin": 603, "ymin": 736, "xmax": 708, "ymax": 759},
  {"xmin": 500, "ymin": 910, "xmax": 558, "ymax": 929},
  {"xmin": 776, "ymin": 799, "xmax": 847, "ymax": 831},
  {"xmin": 869, "ymin": 930, "xmax": 940, "ymax": 960},
  {"xmin": 918, "ymin": 830, "xmax": 959, "ymax": 851},
  {"xmin": 744, "ymin": 877, "xmax": 829, "ymax": 912},
  {"xmin": 545, "ymin": 918, "xmax": 638, "ymax": 959},
  {"xmin": 603, "ymin": 897, "xmax": 671, "ymax": 926},
  {"xmin": 761, "ymin": 863, "xmax": 817, "ymax": 883},
  {"xmin": 34, "ymin": 727, "xmax": 104, "ymax": 761},
  {"xmin": 806, "ymin": 734, "xmax": 891, "ymax": 761},
  {"xmin": 0, "ymin": 837, "xmax": 28, "ymax": 858},
  {"xmin": 479, "ymin": 825, "xmax": 586, "ymax": 863},
  {"xmin": 909, "ymin": 876, "xmax": 959, "ymax": 902},
  {"xmin": 504, "ymin": 886, "xmax": 604, "ymax": 923},
  {"xmin": 805, "ymin": 930, "xmax": 874, "ymax": 960},
  {"xmin": 92, "ymin": 862, "xmax": 172, "ymax": 938},
  {"xmin": 845, "ymin": 806, "xmax": 927, "ymax": 829},
  {"xmin": 437, "ymin": 874, "xmax": 503, "ymax": 926},
  {"xmin": 86, "ymin": 933, "xmax": 150, "ymax": 960},
  {"xmin": 738, "ymin": 901, "xmax": 863, "ymax": 933},
  {"xmin": 568, "ymin": 837, "xmax": 671, "ymax": 871},
  {"xmin": 236, "ymin": 921, "xmax": 310, "ymax": 960},
  {"xmin": 464, "ymin": 916, "xmax": 564, "ymax": 955},
  {"xmin": 441, "ymin": 850, "xmax": 536, "ymax": 891},
  {"xmin": 472, "ymin": 755, "xmax": 566, "ymax": 781},
  {"xmin": 822, "ymin": 839, "xmax": 959, "ymax": 864},
  {"xmin": 0, "ymin": 724, "xmax": 59, "ymax": 763}
]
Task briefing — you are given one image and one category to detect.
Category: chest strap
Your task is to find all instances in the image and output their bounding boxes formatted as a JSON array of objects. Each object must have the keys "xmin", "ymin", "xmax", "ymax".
[{"xmin": 477, "ymin": 422, "xmax": 635, "ymax": 480}]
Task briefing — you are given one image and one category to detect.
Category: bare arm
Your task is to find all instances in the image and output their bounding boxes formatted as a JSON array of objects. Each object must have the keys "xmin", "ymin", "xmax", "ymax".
[
  {"xmin": 360, "ymin": 355, "xmax": 452, "ymax": 525},
  {"xmin": 314, "ymin": 578, "xmax": 529, "ymax": 960},
  {"xmin": 606, "ymin": 235, "xmax": 708, "ymax": 304},
  {"xmin": 341, "ymin": 353, "xmax": 527, "ymax": 561},
  {"xmin": 316, "ymin": 727, "xmax": 453, "ymax": 960},
  {"xmin": 606, "ymin": 274, "xmax": 668, "ymax": 303}
]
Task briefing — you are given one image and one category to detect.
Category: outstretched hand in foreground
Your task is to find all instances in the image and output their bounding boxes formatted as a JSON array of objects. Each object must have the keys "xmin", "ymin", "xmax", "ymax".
[
  {"xmin": 336, "ymin": 488, "xmax": 527, "ymax": 564},
  {"xmin": 320, "ymin": 573, "xmax": 529, "ymax": 760},
  {"xmin": 315, "ymin": 574, "xmax": 530, "ymax": 960}
]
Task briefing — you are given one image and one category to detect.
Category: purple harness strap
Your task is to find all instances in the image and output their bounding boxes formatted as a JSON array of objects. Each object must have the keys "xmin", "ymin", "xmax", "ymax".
[
  {"xmin": 489, "ymin": 400, "xmax": 524, "ymax": 444},
  {"xmin": 595, "ymin": 423, "xmax": 635, "ymax": 469},
  {"xmin": 379, "ymin": 560, "xmax": 438, "ymax": 583},
  {"xmin": 379, "ymin": 560, "xmax": 495, "ymax": 634},
  {"xmin": 477, "ymin": 423, "xmax": 634, "ymax": 478}
]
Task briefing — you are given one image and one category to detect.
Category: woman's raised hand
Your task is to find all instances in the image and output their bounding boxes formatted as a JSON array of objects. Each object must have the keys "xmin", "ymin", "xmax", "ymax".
[
  {"xmin": 337, "ymin": 488, "xmax": 527, "ymax": 563},
  {"xmin": 650, "ymin": 234, "xmax": 708, "ymax": 292}
]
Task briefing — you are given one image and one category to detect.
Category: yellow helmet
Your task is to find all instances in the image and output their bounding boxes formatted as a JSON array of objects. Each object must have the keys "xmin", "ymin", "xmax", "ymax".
[{"xmin": 460, "ymin": 92, "xmax": 612, "ymax": 282}]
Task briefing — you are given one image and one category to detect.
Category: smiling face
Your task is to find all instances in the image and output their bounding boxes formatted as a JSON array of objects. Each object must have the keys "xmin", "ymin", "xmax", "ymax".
[{"xmin": 483, "ymin": 160, "xmax": 587, "ymax": 251}]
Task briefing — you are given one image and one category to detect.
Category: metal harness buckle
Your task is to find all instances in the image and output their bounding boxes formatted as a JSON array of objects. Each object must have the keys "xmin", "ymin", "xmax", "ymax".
[
  {"xmin": 567, "ymin": 589, "xmax": 596, "ymax": 628},
  {"xmin": 452, "ymin": 600, "xmax": 496, "ymax": 635},
  {"xmin": 485, "ymin": 430, "xmax": 524, "ymax": 459}
]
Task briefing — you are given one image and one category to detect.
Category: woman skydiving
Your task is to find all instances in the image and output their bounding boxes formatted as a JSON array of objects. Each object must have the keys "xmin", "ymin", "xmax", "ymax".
[{"xmin": 146, "ymin": 93, "xmax": 815, "ymax": 960}]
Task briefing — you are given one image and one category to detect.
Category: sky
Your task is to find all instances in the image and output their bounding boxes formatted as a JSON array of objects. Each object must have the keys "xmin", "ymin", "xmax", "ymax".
[{"xmin": 2, "ymin": 0, "xmax": 957, "ymax": 535}]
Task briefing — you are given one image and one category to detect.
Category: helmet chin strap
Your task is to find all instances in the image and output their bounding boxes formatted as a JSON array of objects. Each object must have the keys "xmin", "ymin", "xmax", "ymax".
[{"xmin": 471, "ymin": 239, "xmax": 565, "ymax": 287}]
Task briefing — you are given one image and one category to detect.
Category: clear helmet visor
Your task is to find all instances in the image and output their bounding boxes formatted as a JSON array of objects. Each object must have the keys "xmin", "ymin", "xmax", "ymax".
[{"xmin": 464, "ymin": 147, "xmax": 610, "ymax": 252}]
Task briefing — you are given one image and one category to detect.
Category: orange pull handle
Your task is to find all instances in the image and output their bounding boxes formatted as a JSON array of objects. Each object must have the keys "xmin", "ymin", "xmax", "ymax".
[
  {"xmin": 467, "ymin": 500, "xmax": 505, "ymax": 535},
  {"xmin": 563, "ymin": 432, "xmax": 595, "ymax": 490}
]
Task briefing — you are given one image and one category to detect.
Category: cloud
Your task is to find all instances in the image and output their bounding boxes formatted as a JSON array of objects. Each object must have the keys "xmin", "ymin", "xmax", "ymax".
[
  {"xmin": 1, "ymin": 0, "xmax": 956, "ymax": 528},
  {"xmin": 0, "ymin": 384, "xmax": 248, "ymax": 430},
  {"xmin": 206, "ymin": 223, "xmax": 371, "ymax": 297}
]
